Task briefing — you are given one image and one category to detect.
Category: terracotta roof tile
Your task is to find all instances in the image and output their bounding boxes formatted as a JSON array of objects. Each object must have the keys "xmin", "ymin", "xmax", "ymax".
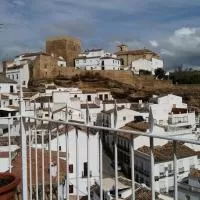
[
  {"xmin": 12, "ymin": 148, "xmax": 66, "ymax": 185},
  {"xmin": 189, "ymin": 168, "xmax": 200, "ymax": 178},
  {"xmin": 138, "ymin": 142, "xmax": 196, "ymax": 163}
]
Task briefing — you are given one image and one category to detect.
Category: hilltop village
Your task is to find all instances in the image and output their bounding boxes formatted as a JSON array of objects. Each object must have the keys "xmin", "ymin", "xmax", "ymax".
[{"xmin": 0, "ymin": 36, "xmax": 200, "ymax": 200}]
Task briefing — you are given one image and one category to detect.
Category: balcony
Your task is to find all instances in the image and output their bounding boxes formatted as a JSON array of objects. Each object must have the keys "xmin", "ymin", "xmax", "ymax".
[{"xmin": 0, "ymin": 109, "xmax": 200, "ymax": 200}]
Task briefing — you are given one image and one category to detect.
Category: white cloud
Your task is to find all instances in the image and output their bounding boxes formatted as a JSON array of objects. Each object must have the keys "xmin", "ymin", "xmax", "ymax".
[
  {"xmin": 160, "ymin": 49, "xmax": 175, "ymax": 56},
  {"xmin": 169, "ymin": 27, "xmax": 200, "ymax": 54},
  {"xmin": 149, "ymin": 40, "xmax": 159, "ymax": 47},
  {"xmin": 174, "ymin": 27, "xmax": 196, "ymax": 37}
]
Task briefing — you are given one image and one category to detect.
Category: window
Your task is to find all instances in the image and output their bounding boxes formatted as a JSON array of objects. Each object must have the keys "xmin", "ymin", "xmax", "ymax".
[
  {"xmin": 69, "ymin": 164, "xmax": 73, "ymax": 173},
  {"xmin": 87, "ymin": 95, "xmax": 91, "ymax": 102},
  {"xmin": 123, "ymin": 116, "xmax": 126, "ymax": 121},
  {"xmin": 23, "ymin": 81, "xmax": 26, "ymax": 85},
  {"xmin": 83, "ymin": 162, "xmax": 88, "ymax": 177},
  {"xmin": 74, "ymin": 95, "xmax": 77, "ymax": 98},
  {"xmin": 104, "ymin": 94, "xmax": 108, "ymax": 100},
  {"xmin": 16, "ymin": 74, "xmax": 18, "ymax": 80},
  {"xmin": 99, "ymin": 94, "xmax": 103, "ymax": 101},
  {"xmin": 69, "ymin": 185, "xmax": 74, "ymax": 193},
  {"xmin": 9, "ymin": 99, "xmax": 13, "ymax": 105},
  {"xmin": 59, "ymin": 146, "xmax": 61, "ymax": 151},
  {"xmin": 10, "ymin": 85, "xmax": 13, "ymax": 93}
]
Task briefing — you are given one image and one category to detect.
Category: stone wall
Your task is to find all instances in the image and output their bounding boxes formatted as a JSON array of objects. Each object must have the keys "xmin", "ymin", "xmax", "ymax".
[
  {"xmin": 31, "ymin": 55, "xmax": 58, "ymax": 80},
  {"xmin": 46, "ymin": 36, "xmax": 81, "ymax": 67},
  {"xmin": 117, "ymin": 53, "xmax": 160, "ymax": 67}
]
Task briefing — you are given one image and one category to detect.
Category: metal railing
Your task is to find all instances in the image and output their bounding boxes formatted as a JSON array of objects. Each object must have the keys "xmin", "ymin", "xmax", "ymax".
[
  {"xmin": 2, "ymin": 112, "xmax": 200, "ymax": 200},
  {"xmin": 1, "ymin": 84, "xmax": 200, "ymax": 200}
]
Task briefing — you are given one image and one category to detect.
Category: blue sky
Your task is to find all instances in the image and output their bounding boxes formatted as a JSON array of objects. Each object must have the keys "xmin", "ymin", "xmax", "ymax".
[{"xmin": 1, "ymin": 0, "xmax": 200, "ymax": 68}]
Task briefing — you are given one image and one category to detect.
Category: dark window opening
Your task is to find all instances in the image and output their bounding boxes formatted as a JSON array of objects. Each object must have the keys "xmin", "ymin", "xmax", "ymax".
[
  {"xmin": 83, "ymin": 162, "xmax": 88, "ymax": 177},
  {"xmin": 99, "ymin": 94, "xmax": 103, "ymax": 100},
  {"xmin": 69, "ymin": 164, "xmax": 73, "ymax": 173},
  {"xmin": 10, "ymin": 86, "xmax": 13, "ymax": 93},
  {"xmin": 59, "ymin": 146, "xmax": 61, "ymax": 151},
  {"xmin": 104, "ymin": 94, "xmax": 108, "ymax": 100},
  {"xmin": 9, "ymin": 99, "xmax": 13, "ymax": 105},
  {"xmin": 69, "ymin": 185, "xmax": 73, "ymax": 193},
  {"xmin": 102, "ymin": 61, "xmax": 104, "ymax": 66},
  {"xmin": 87, "ymin": 95, "xmax": 91, "ymax": 102}
]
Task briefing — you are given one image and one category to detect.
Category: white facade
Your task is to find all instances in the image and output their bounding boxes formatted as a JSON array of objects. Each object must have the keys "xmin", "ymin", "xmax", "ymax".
[
  {"xmin": 131, "ymin": 57, "xmax": 163, "ymax": 75},
  {"xmin": 75, "ymin": 49, "xmax": 121, "ymax": 70},
  {"xmin": 101, "ymin": 107, "xmax": 146, "ymax": 129},
  {"xmin": 57, "ymin": 56, "xmax": 67, "ymax": 67},
  {"xmin": 149, "ymin": 94, "xmax": 196, "ymax": 133},
  {"xmin": 6, "ymin": 64, "xmax": 30, "ymax": 88},
  {"xmin": 135, "ymin": 146, "xmax": 199, "ymax": 194},
  {"xmin": 53, "ymin": 89, "xmax": 112, "ymax": 104},
  {"xmin": 178, "ymin": 170, "xmax": 200, "ymax": 200},
  {"xmin": 0, "ymin": 77, "xmax": 18, "ymax": 112},
  {"xmin": 34, "ymin": 128, "xmax": 99, "ymax": 197},
  {"xmin": 0, "ymin": 82, "xmax": 17, "ymax": 94}
]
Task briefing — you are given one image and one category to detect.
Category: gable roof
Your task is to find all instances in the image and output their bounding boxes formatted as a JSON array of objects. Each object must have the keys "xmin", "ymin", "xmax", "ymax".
[
  {"xmin": 115, "ymin": 49, "xmax": 158, "ymax": 57},
  {"xmin": 12, "ymin": 148, "xmax": 66, "ymax": 185},
  {"xmin": 138, "ymin": 142, "xmax": 196, "ymax": 163}
]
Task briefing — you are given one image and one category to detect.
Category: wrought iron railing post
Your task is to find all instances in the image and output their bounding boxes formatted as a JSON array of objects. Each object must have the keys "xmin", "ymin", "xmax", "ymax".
[
  {"xmin": 65, "ymin": 104, "xmax": 69, "ymax": 200},
  {"xmin": 8, "ymin": 113, "xmax": 11, "ymax": 173},
  {"xmin": 150, "ymin": 137, "xmax": 155, "ymax": 200},
  {"xmin": 173, "ymin": 141, "xmax": 178, "ymax": 200},
  {"xmin": 130, "ymin": 136, "xmax": 135, "ymax": 200},
  {"xmin": 19, "ymin": 73, "xmax": 28, "ymax": 200},
  {"xmin": 86, "ymin": 103, "xmax": 91, "ymax": 200},
  {"xmin": 76, "ymin": 127, "xmax": 79, "ymax": 200},
  {"xmin": 114, "ymin": 101, "xmax": 118, "ymax": 200}
]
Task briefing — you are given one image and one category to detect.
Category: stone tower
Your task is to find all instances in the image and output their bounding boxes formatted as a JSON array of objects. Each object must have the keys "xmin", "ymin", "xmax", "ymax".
[
  {"xmin": 117, "ymin": 44, "xmax": 128, "ymax": 52},
  {"xmin": 46, "ymin": 36, "xmax": 81, "ymax": 67}
]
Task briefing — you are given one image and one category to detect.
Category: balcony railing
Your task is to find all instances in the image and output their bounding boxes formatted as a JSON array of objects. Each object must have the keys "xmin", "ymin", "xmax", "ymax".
[{"xmin": 1, "ymin": 102, "xmax": 200, "ymax": 200}]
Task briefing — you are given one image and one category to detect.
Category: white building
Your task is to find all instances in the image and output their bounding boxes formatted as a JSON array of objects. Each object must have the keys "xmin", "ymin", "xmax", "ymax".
[
  {"xmin": 0, "ymin": 145, "xmax": 19, "ymax": 172},
  {"xmin": 131, "ymin": 57, "xmax": 163, "ymax": 75},
  {"xmin": 32, "ymin": 126, "xmax": 99, "ymax": 197},
  {"xmin": 149, "ymin": 94, "xmax": 196, "ymax": 133},
  {"xmin": 57, "ymin": 56, "xmax": 67, "ymax": 67},
  {"xmin": 135, "ymin": 142, "xmax": 199, "ymax": 194},
  {"xmin": 0, "ymin": 75, "xmax": 19, "ymax": 117},
  {"xmin": 178, "ymin": 168, "xmax": 200, "ymax": 200},
  {"xmin": 6, "ymin": 64, "xmax": 30, "ymax": 88},
  {"xmin": 91, "ymin": 177, "xmax": 168, "ymax": 200},
  {"xmin": 75, "ymin": 49, "xmax": 121, "ymax": 70}
]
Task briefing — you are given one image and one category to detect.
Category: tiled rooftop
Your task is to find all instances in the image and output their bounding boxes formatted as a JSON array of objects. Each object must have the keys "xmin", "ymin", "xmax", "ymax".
[
  {"xmin": 12, "ymin": 148, "xmax": 66, "ymax": 185},
  {"xmin": 138, "ymin": 142, "xmax": 196, "ymax": 163},
  {"xmin": 189, "ymin": 168, "xmax": 200, "ymax": 178}
]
